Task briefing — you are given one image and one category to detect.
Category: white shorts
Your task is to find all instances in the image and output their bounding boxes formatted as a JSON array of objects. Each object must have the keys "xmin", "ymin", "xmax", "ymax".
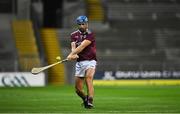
[{"xmin": 75, "ymin": 60, "xmax": 97, "ymax": 77}]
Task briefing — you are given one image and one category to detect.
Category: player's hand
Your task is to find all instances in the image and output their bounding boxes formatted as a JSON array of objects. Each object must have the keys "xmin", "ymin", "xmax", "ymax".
[{"xmin": 67, "ymin": 54, "xmax": 79, "ymax": 61}]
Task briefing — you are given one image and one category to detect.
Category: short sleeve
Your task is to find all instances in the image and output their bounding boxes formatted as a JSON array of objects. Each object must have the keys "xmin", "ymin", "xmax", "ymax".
[
  {"xmin": 86, "ymin": 32, "xmax": 95, "ymax": 42},
  {"xmin": 71, "ymin": 34, "xmax": 76, "ymax": 42}
]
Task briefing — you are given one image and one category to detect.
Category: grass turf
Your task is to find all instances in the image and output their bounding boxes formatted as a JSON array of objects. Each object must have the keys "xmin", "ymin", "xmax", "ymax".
[{"xmin": 0, "ymin": 85, "xmax": 180, "ymax": 113}]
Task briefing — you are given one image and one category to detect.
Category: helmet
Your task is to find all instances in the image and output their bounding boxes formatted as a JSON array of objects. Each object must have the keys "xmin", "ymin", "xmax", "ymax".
[{"xmin": 76, "ymin": 15, "xmax": 88, "ymax": 24}]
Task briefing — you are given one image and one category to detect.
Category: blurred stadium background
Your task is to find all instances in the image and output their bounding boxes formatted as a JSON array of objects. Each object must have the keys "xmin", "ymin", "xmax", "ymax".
[
  {"xmin": 0, "ymin": 0, "xmax": 180, "ymax": 86},
  {"xmin": 1, "ymin": 0, "xmax": 180, "ymax": 113}
]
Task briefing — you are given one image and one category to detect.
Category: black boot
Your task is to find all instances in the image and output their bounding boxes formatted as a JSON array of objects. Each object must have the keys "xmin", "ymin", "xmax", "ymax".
[
  {"xmin": 86, "ymin": 96, "xmax": 94, "ymax": 109},
  {"xmin": 82, "ymin": 95, "xmax": 88, "ymax": 108}
]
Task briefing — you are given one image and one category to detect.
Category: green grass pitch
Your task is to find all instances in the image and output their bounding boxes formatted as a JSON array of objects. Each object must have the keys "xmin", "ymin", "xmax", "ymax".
[{"xmin": 0, "ymin": 85, "xmax": 180, "ymax": 113}]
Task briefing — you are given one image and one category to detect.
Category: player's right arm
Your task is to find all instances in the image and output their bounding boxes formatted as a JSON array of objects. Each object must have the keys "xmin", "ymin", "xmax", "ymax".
[{"xmin": 71, "ymin": 42, "xmax": 76, "ymax": 51}]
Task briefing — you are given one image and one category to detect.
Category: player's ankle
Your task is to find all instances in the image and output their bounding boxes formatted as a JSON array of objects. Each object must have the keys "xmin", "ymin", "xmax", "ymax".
[{"xmin": 88, "ymin": 96, "xmax": 93, "ymax": 104}]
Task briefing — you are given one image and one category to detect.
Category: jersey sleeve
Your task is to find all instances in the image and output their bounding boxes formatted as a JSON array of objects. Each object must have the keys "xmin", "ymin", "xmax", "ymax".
[
  {"xmin": 86, "ymin": 32, "xmax": 95, "ymax": 42},
  {"xmin": 70, "ymin": 34, "xmax": 76, "ymax": 42}
]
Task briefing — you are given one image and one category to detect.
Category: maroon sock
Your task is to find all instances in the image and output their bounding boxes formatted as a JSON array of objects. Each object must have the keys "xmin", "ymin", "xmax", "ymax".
[{"xmin": 76, "ymin": 90, "xmax": 86, "ymax": 101}]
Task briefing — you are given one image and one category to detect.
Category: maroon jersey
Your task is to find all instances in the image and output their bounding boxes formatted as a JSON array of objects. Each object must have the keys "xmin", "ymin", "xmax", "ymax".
[{"xmin": 70, "ymin": 29, "xmax": 97, "ymax": 62}]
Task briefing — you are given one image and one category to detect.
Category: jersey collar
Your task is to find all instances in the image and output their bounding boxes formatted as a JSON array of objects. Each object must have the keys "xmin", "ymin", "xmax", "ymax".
[{"xmin": 78, "ymin": 29, "xmax": 88, "ymax": 35}]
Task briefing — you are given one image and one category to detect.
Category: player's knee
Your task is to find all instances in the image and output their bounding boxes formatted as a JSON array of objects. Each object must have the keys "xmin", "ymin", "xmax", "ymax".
[{"xmin": 85, "ymin": 76, "xmax": 93, "ymax": 81}]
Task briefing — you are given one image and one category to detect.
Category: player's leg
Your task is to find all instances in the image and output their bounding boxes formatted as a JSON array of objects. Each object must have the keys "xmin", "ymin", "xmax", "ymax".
[
  {"xmin": 75, "ymin": 76, "xmax": 89, "ymax": 108},
  {"xmin": 75, "ymin": 76, "xmax": 86, "ymax": 101},
  {"xmin": 85, "ymin": 68, "xmax": 96, "ymax": 108},
  {"xmin": 74, "ymin": 61, "xmax": 87, "ymax": 101}
]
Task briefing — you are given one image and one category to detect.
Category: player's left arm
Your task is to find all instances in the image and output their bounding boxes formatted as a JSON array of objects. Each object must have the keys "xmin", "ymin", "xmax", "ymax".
[
  {"xmin": 67, "ymin": 40, "xmax": 91, "ymax": 60},
  {"xmin": 72, "ymin": 39, "xmax": 91, "ymax": 54}
]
